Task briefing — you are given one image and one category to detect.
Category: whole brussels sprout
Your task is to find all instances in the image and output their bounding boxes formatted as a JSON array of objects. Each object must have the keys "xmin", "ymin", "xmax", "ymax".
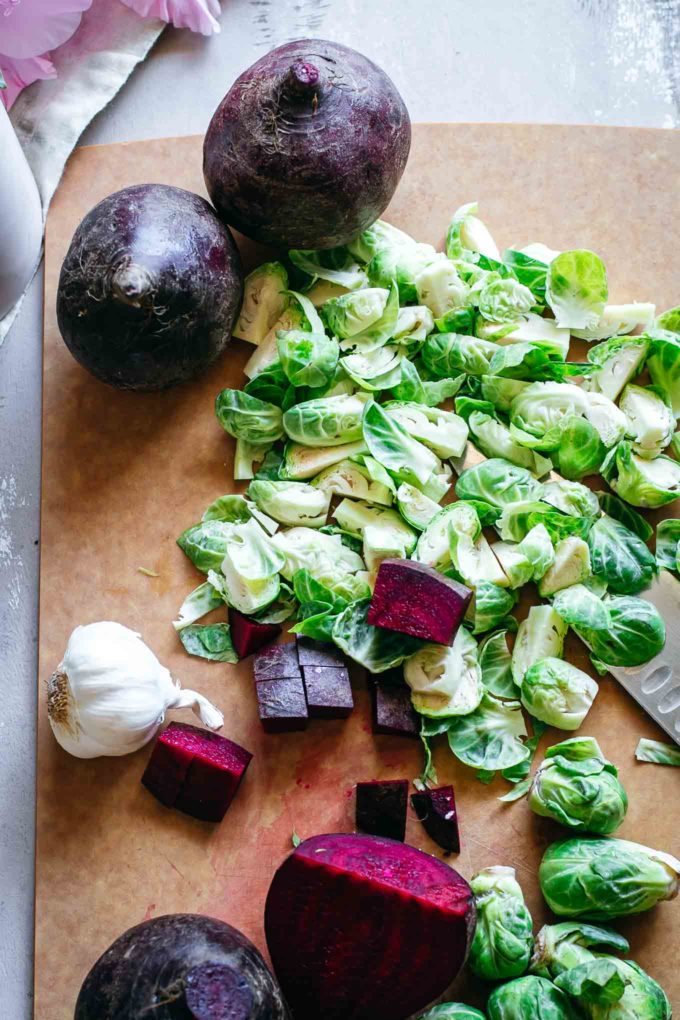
[
  {"xmin": 528, "ymin": 737, "xmax": 628, "ymax": 835},
  {"xmin": 539, "ymin": 838, "xmax": 680, "ymax": 919},
  {"xmin": 419, "ymin": 1006, "xmax": 486, "ymax": 1020},
  {"xmin": 468, "ymin": 866, "xmax": 533, "ymax": 981},
  {"xmin": 486, "ymin": 975, "xmax": 578, "ymax": 1020}
]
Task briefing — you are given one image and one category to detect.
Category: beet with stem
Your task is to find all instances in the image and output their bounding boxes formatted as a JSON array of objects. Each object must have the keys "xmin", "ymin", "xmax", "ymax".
[
  {"xmin": 75, "ymin": 914, "xmax": 290, "ymax": 1020},
  {"xmin": 231, "ymin": 610, "xmax": 281, "ymax": 660},
  {"xmin": 203, "ymin": 39, "xmax": 411, "ymax": 249},
  {"xmin": 56, "ymin": 184, "xmax": 243, "ymax": 390},
  {"xmin": 371, "ymin": 680, "xmax": 420, "ymax": 738},
  {"xmin": 302, "ymin": 664, "xmax": 353, "ymax": 718},
  {"xmin": 265, "ymin": 833, "xmax": 476, "ymax": 1020},
  {"xmin": 256, "ymin": 676, "xmax": 309, "ymax": 732},
  {"xmin": 356, "ymin": 779, "xmax": 408, "ymax": 841},
  {"xmin": 411, "ymin": 786, "xmax": 461, "ymax": 854},
  {"xmin": 142, "ymin": 722, "xmax": 252, "ymax": 823},
  {"xmin": 253, "ymin": 642, "xmax": 301, "ymax": 682},
  {"xmin": 367, "ymin": 559, "xmax": 473, "ymax": 645}
]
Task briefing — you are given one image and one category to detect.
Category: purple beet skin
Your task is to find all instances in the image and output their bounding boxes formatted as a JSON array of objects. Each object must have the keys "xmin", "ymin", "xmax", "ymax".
[
  {"xmin": 296, "ymin": 636, "xmax": 347, "ymax": 669},
  {"xmin": 302, "ymin": 665, "xmax": 353, "ymax": 719},
  {"xmin": 256, "ymin": 677, "xmax": 309, "ymax": 733},
  {"xmin": 367, "ymin": 559, "xmax": 473, "ymax": 644},
  {"xmin": 371, "ymin": 681, "xmax": 419, "ymax": 738},
  {"xmin": 186, "ymin": 962, "xmax": 255, "ymax": 1020},
  {"xmin": 356, "ymin": 780, "xmax": 409, "ymax": 841},
  {"xmin": 142, "ymin": 722, "xmax": 252, "ymax": 823},
  {"xmin": 254, "ymin": 642, "xmax": 301, "ymax": 682},
  {"xmin": 203, "ymin": 39, "xmax": 411, "ymax": 249},
  {"xmin": 411, "ymin": 786, "xmax": 461, "ymax": 854},
  {"xmin": 231, "ymin": 610, "xmax": 281, "ymax": 660}
]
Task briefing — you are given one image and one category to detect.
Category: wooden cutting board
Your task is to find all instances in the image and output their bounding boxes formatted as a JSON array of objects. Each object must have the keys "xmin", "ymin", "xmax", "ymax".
[{"xmin": 38, "ymin": 125, "xmax": 680, "ymax": 1019}]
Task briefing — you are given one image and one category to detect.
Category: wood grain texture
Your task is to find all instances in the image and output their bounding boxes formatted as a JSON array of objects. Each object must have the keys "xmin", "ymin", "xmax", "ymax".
[{"xmin": 38, "ymin": 125, "xmax": 680, "ymax": 1018}]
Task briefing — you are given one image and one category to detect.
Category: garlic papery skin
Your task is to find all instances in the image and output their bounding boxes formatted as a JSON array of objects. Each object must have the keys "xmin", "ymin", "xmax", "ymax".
[{"xmin": 47, "ymin": 621, "xmax": 224, "ymax": 759}]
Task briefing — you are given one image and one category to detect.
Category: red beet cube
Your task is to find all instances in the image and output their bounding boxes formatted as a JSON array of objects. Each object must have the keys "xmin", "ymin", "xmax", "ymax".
[
  {"xmin": 256, "ymin": 676, "xmax": 308, "ymax": 732},
  {"xmin": 141, "ymin": 722, "xmax": 252, "ymax": 823},
  {"xmin": 356, "ymin": 780, "xmax": 409, "ymax": 841},
  {"xmin": 411, "ymin": 785, "xmax": 460, "ymax": 853},
  {"xmin": 253, "ymin": 642, "xmax": 301, "ymax": 681},
  {"xmin": 296, "ymin": 636, "xmax": 346, "ymax": 668},
  {"xmin": 371, "ymin": 682, "xmax": 419, "ymax": 738},
  {"xmin": 302, "ymin": 665, "xmax": 353, "ymax": 719},
  {"xmin": 367, "ymin": 559, "xmax": 472, "ymax": 645},
  {"xmin": 230, "ymin": 609, "xmax": 281, "ymax": 659}
]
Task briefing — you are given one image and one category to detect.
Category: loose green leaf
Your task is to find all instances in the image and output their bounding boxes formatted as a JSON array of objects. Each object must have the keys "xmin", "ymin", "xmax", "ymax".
[
  {"xmin": 635, "ymin": 737, "xmax": 680, "ymax": 767},
  {"xmin": 178, "ymin": 623, "xmax": 238, "ymax": 662}
]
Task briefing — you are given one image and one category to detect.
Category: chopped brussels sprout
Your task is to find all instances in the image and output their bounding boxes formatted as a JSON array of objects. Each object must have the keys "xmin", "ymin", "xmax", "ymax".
[
  {"xmin": 215, "ymin": 389, "xmax": 284, "ymax": 444},
  {"xmin": 416, "ymin": 259, "xmax": 470, "ymax": 318},
  {"xmin": 332, "ymin": 598, "xmax": 423, "ymax": 673},
  {"xmin": 601, "ymin": 440, "xmax": 680, "ymax": 508},
  {"xmin": 620, "ymin": 383, "xmax": 674, "ymax": 460},
  {"xmin": 243, "ymin": 289, "xmax": 324, "ymax": 378},
  {"xmin": 384, "ymin": 401, "xmax": 468, "ymax": 459},
  {"xmin": 312, "ymin": 458, "xmax": 393, "ymax": 506},
  {"xmin": 172, "ymin": 581, "xmax": 223, "ymax": 631},
  {"xmin": 478, "ymin": 311, "xmax": 570, "ymax": 358},
  {"xmin": 455, "ymin": 457, "xmax": 545, "ymax": 509},
  {"xmin": 646, "ymin": 329, "xmax": 680, "ymax": 416},
  {"xmin": 529, "ymin": 737, "xmax": 627, "ymax": 833},
  {"xmin": 585, "ymin": 334, "xmax": 649, "ymax": 402},
  {"xmin": 445, "ymin": 692, "xmax": 530, "ymax": 771},
  {"xmin": 521, "ymin": 657, "xmax": 598, "ymax": 730},
  {"xmin": 271, "ymin": 525, "xmax": 365, "ymax": 592},
  {"xmin": 395, "ymin": 482, "xmax": 441, "ymax": 530},
  {"xmin": 635, "ymin": 737, "xmax": 680, "ymax": 767},
  {"xmin": 479, "ymin": 629, "xmax": 515, "ymax": 697},
  {"xmin": 510, "ymin": 382, "xmax": 626, "ymax": 452},
  {"xmin": 283, "ymin": 392, "xmax": 370, "ymax": 447},
  {"xmin": 468, "ymin": 866, "xmax": 533, "ymax": 981},
  {"xmin": 414, "ymin": 502, "xmax": 480, "ymax": 571},
  {"xmin": 655, "ymin": 517, "xmax": 680, "ymax": 572},
  {"xmin": 447, "ymin": 201, "xmax": 500, "ymax": 260},
  {"xmin": 362, "ymin": 400, "xmax": 441, "ymax": 488},
  {"xmin": 405, "ymin": 629, "xmax": 484, "ymax": 717},
  {"xmin": 320, "ymin": 287, "xmax": 389, "ymax": 339},
  {"xmin": 234, "ymin": 261, "xmax": 289, "ymax": 345},
  {"xmin": 333, "ymin": 497, "xmax": 417, "ymax": 554},
  {"xmin": 546, "ymin": 249, "xmax": 608, "ymax": 330},
  {"xmin": 288, "ymin": 247, "xmax": 368, "ymax": 290},
  {"xmin": 304, "ymin": 279, "xmax": 351, "ymax": 306},
  {"xmin": 392, "ymin": 304, "xmax": 435, "ymax": 345},
  {"xmin": 423, "ymin": 332, "xmax": 498, "ymax": 378},
  {"xmin": 467, "ymin": 408, "xmax": 552, "ymax": 475},
  {"xmin": 537, "ymin": 536, "xmax": 591, "ymax": 597},
  {"xmin": 512, "ymin": 605, "xmax": 568, "ymax": 685},
  {"xmin": 571, "ymin": 301, "xmax": 656, "ymax": 341},
  {"xmin": 277, "ymin": 330, "xmax": 339, "ymax": 389},
  {"xmin": 340, "ymin": 344, "xmax": 405, "ymax": 390},
  {"xmin": 552, "ymin": 583, "xmax": 612, "ymax": 633},
  {"xmin": 281, "ymin": 439, "xmax": 366, "ymax": 481},
  {"xmin": 597, "ymin": 489, "xmax": 653, "ymax": 539},
  {"xmin": 466, "ymin": 579, "xmax": 517, "ymax": 635},
  {"xmin": 478, "ymin": 277, "xmax": 535, "ymax": 323},
  {"xmin": 541, "ymin": 479, "xmax": 600, "ymax": 518},
  {"xmin": 450, "ymin": 527, "xmax": 509, "ymax": 589},
  {"xmin": 480, "ymin": 375, "xmax": 530, "ymax": 413},
  {"xmin": 246, "ymin": 480, "xmax": 330, "ymax": 528},
  {"xmin": 233, "ymin": 438, "xmax": 273, "ymax": 480},
  {"xmin": 492, "ymin": 524, "xmax": 554, "ymax": 589}
]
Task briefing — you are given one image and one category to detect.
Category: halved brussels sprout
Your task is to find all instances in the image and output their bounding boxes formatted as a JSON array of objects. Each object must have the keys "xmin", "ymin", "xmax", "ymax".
[
  {"xmin": 520, "ymin": 657, "xmax": 598, "ymax": 730},
  {"xmin": 283, "ymin": 392, "xmax": 370, "ymax": 448},
  {"xmin": 234, "ymin": 261, "xmax": 289, "ymax": 345},
  {"xmin": 384, "ymin": 401, "xmax": 468, "ymax": 459},
  {"xmin": 619, "ymin": 383, "xmax": 674, "ymax": 460},
  {"xmin": 537, "ymin": 535, "xmax": 591, "ymax": 597},
  {"xmin": 546, "ymin": 249, "xmax": 608, "ymax": 330},
  {"xmin": 602, "ymin": 440, "xmax": 680, "ymax": 508},
  {"xmin": 281, "ymin": 439, "xmax": 366, "ymax": 480},
  {"xmin": 312, "ymin": 458, "xmax": 393, "ymax": 506},
  {"xmin": 247, "ymin": 480, "xmax": 330, "ymax": 528},
  {"xmin": 511, "ymin": 605, "xmax": 567, "ymax": 686},
  {"xmin": 416, "ymin": 259, "xmax": 470, "ymax": 318},
  {"xmin": 571, "ymin": 301, "xmax": 655, "ymax": 342},
  {"xmin": 405, "ymin": 629, "xmax": 483, "ymax": 717},
  {"xmin": 396, "ymin": 482, "xmax": 441, "ymax": 530},
  {"xmin": 585, "ymin": 334, "xmax": 649, "ymax": 402}
]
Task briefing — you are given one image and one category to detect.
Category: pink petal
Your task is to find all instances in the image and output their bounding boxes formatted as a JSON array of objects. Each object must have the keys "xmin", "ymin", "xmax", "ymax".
[
  {"xmin": 0, "ymin": 53, "xmax": 56, "ymax": 109},
  {"xmin": 0, "ymin": 0, "xmax": 92, "ymax": 60},
  {"xmin": 119, "ymin": 0, "xmax": 221, "ymax": 35}
]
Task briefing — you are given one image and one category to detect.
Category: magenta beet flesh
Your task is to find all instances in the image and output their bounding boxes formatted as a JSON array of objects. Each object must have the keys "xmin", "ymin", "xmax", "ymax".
[
  {"xmin": 203, "ymin": 39, "xmax": 411, "ymax": 249},
  {"xmin": 356, "ymin": 780, "xmax": 408, "ymax": 841},
  {"xmin": 141, "ymin": 722, "xmax": 252, "ymax": 823},
  {"xmin": 231, "ymin": 610, "xmax": 281, "ymax": 660},
  {"xmin": 256, "ymin": 677, "xmax": 308, "ymax": 732},
  {"xmin": 411, "ymin": 786, "xmax": 461, "ymax": 854},
  {"xmin": 301, "ymin": 665, "xmax": 353, "ymax": 718},
  {"xmin": 253, "ymin": 643, "xmax": 301, "ymax": 681},
  {"xmin": 265, "ymin": 833, "xmax": 476, "ymax": 1020},
  {"xmin": 367, "ymin": 559, "xmax": 473, "ymax": 644}
]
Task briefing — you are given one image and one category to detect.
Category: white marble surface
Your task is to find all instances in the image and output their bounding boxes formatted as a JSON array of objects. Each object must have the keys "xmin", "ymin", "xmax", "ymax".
[{"xmin": 1, "ymin": 0, "xmax": 678, "ymax": 1014}]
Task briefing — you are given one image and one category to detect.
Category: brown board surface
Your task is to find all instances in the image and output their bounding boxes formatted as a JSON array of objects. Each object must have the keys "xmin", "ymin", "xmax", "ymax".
[{"xmin": 38, "ymin": 125, "xmax": 680, "ymax": 1018}]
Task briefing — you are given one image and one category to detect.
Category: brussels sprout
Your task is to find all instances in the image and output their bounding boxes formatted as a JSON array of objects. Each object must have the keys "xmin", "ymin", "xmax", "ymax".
[
  {"xmin": 244, "ymin": 359, "xmax": 296, "ymax": 409},
  {"xmin": 416, "ymin": 259, "xmax": 470, "ymax": 318},
  {"xmin": 281, "ymin": 439, "xmax": 366, "ymax": 480},
  {"xmin": 215, "ymin": 389, "xmax": 284, "ymax": 444},
  {"xmin": 601, "ymin": 440, "xmax": 680, "ymax": 508},
  {"xmin": 449, "ymin": 509, "xmax": 510, "ymax": 588},
  {"xmin": 217, "ymin": 521, "xmax": 282, "ymax": 615},
  {"xmin": 655, "ymin": 517, "xmax": 680, "ymax": 572},
  {"xmin": 446, "ymin": 201, "xmax": 500, "ymax": 261},
  {"xmin": 635, "ymin": 737, "xmax": 680, "ymax": 767},
  {"xmin": 478, "ymin": 278, "xmax": 536, "ymax": 324},
  {"xmin": 511, "ymin": 605, "xmax": 568, "ymax": 685},
  {"xmin": 396, "ymin": 482, "xmax": 441, "ymax": 530},
  {"xmin": 405, "ymin": 628, "xmax": 484, "ymax": 717},
  {"xmin": 646, "ymin": 328, "xmax": 680, "ymax": 416},
  {"xmin": 349, "ymin": 220, "xmax": 440, "ymax": 302},
  {"xmin": 586, "ymin": 514, "xmax": 656, "ymax": 595},
  {"xmin": 338, "ymin": 283, "xmax": 400, "ymax": 354},
  {"xmin": 491, "ymin": 524, "xmax": 554, "ymax": 589},
  {"xmin": 414, "ymin": 503, "xmax": 480, "ymax": 571},
  {"xmin": 487, "ymin": 975, "xmax": 578, "ymax": 1020},
  {"xmin": 481, "ymin": 375, "xmax": 531, "ymax": 413},
  {"xmin": 277, "ymin": 329, "xmax": 339, "ymax": 388},
  {"xmin": 391, "ymin": 359, "xmax": 465, "ymax": 408},
  {"xmin": 446, "ymin": 693, "xmax": 530, "ymax": 771},
  {"xmin": 418, "ymin": 1005, "xmax": 486, "ymax": 1020},
  {"xmin": 319, "ymin": 287, "xmax": 389, "ymax": 340},
  {"xmin": 537, "ymin": 536, "xmax": 591, "ymax": 597},
  {"xmin": 362, "ymin": 400, "xmax": 441, "ymax": 489},
  {"xmin": 393, "ymin": 304, "xmax": 435, "ymax": 345},
  {"xmin": 436, "ymin": 304, "xmax": 478, "ymax": 336},
  {"xmin": 423, "ymin": 332, "xmax": 498, "ymax": 378},
  {"xmin": 584, "ymin": 334, "xmax": 649, "ymax": 402},
  {"xmin": 478, "ymin": 312, "xmax": 570, "ymax": 359},
  {"xmin": 283, "ymin": 392, "xmax": 370, "ymax": 447},
  {"xmin": 347, "ymin": 218, "xmax": 420, "ymax": 262},
  {"xmin": 246, "ymin": 480, "xmax": 330, "ymax": 528},
  {"xmin": 486, "ymin": 342, "xmax": 564, "ymax": 382},
  {"xmin": 529, "ymin": 737, "xmax": 628, "ymax": 834},
  {"xmin": 466, "ymin": 580, "xmax": 518, "ymax": 635},
  {"xmin": 384, "ymin": 401, "xmax": 468, "ymax": 459},
  {"xmin": 466, "ymin": 409, "xmax": 552, "ymax": 475},
  {"xmin": 539, "ymin": 837, "xmax": 680, "ymax": 919},
  {"xmin": 573, "ymin": 594, "xmax": 665, "ymax": 668},
  {"xmin": 271, "ymin": 526, "xmax": 365, "ymax": 595},
  {"xmin": 530, "ymin": 920, "xmax": 630, "ymax": 979},
  {"xmin": 333, "ymin": 497, "xmax": 417, "ymax": 553},
  {"xmin": 234, "ymin": 261, "xmax": 289, "ymax": 345},
  {"xmin": 340, "ymin": 344, "xmax": 405, "ymax": 390},
  {"xmin": 619, "ymin": 384, "xmax": 674, "ymax": 460},
  {"xmin": 243, "ymin": 289, "xmax": 324, "ymax": 379},
  {"xmin": 332, "ymin": 598, "xmax": 423, "ymax": 673},
  {"xmin": 455, "ymin": 458, "xmax": 544, "ymax": 510},
  {"xmin": 597, "ymin": 490, "xmax": 653, "ymax": 540},
  {"xmin": 552, "ymin": 584, "xmax": 611, "ymax": 632},
  {"xmin": 312, "ymin": 458, "xmax": 393, "ymax": 507},
  {"xmin": 571, "ymin": 302, "xmax": 655, "ymax": 342},
  {"xmin": 468, "ymin": 866, "xmax": 533, "ymax": 981},
  {"xmin": 546, "ymin": 249, "xmax": 608, "ymax": 330},
  {"xmin": 173, "ymin": 581, "xmax": 223, "ymax": 631},
  {"xmin": 510, "ymin": 382, "xmax": 626, "ymax": 452},
  {"xmin": 541, "ymin": 480, "xmax": 600, "ymax": 518},
  {"xmin": 288, "ymin": 247, "xmax": 368, "ymax": 290},
  {"xmin": 521, "ymin": 658, "xmax": 598, "ymax": 730}
]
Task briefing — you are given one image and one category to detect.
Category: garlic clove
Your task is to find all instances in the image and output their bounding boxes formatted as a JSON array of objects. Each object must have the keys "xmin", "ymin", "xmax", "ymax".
[{"xmin": 171, "ymin": 686, "xmax": 224, "ymax": 730}]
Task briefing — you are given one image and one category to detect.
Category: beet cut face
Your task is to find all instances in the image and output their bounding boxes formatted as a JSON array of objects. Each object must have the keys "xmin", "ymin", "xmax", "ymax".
[
  {"xmin": 356, "ymin": 779, "xmax": 408, "ymax": 841},
  {"xmin": 411, "ymin": 786, "xmax": 461, "ymax": 854},
  {"xmin": 371, "ymin": 681, "xmax": 419, "ymax": 738},
  {"xmin": 141, "ymin": 722, "xmax": 252, "ymax": 823},
  {"xmin": 185, "ymin": 962, "xmax": 254, "ymax": 1020},
  {"xmin": 256, "ymin": 677, "xmax": 308, "ymax": 732},
  {"xmin": 367, "ymin": 559, "xmax": 473, "ymax": 645},
  {"xmin": 265, "ymin": 833, "xmax": 476, "ymax": 1020},
  {"xmin": 302, "ymin": 664, "xmax": 353, "ymax": 718},
  {"xmin": 296, "ymin": 636, "xmax": 346, "ymax": 668},
  {"xmin": 231, "ymin": 611, "xmax": 281, "ymax": 660},
  {"xmin": 253, "ymin": 642, "xmax": 301, "ymax": 681}
]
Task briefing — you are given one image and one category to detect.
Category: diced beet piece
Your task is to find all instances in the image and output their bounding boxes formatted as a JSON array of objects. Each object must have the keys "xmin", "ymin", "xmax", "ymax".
[
  {"xmin": 253, "ymin": 642, "xmax": 301, "ymax": 681},
  {"xmin": 142, "ymin": 722, "xmax": 252, "ymax": 823},
  {"xmin": 411, "ymin": 786, "xmax": 461, "ymax": 854},
  {"xmin": 296, "ymin": 635, "xmax": 347, "ymax": 668},
  {"xmin": 356, "ymin": 780, "xmax": 408, "ymax": 841},
  {"xmin": 185, "ymin": 962, "xmax": 254, "ymax": 1020},
  {"xmin": 367, "ymin": 559, "xmax": 472, "ymax": 645},
  {"xmin": 265, "ymin": 833, "xmax": 476, "ymax": 1020},
  {"xmin": 230, "ymin": 609, "xmax": 281, "ymax": 660},
  {"xmin": 256, "ymin": 677, "xmax": 308, "ymax": 733},
  {"xmin": 302, "ymin": 665, "xmax": 353, "ymax": 719},
  {"xmin": 371, "ymin": 682, "xmax": 419, "ymax": 738}
]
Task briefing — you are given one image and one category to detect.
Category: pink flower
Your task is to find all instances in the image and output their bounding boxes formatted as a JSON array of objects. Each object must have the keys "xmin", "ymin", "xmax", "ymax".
[
  {"xmin": 0, "ymin": 0, "xmax": 92, "ymax": 109},
  {"xmin": 119, "ymin": 0, "xmax": 221, "ymax": 35}
]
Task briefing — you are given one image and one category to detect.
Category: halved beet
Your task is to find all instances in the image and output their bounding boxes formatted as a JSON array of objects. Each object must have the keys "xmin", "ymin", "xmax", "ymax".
[
  {"xmin": 367, "ymin": 560, "xmax": 472, "ymax": 645},
  {"xmin": 254, "ymin": 643, "xmax": 301, "ymax": 681},
  {"xmin": 265, "ymin": 833, "xmax": 476, "ymax": 1020},
  {"xmin": 141, "ymin": 722, "xmax": 252, "ymax": 823},
  {"xmin": 231, "ymin": 610, "xmax": 282, "ymax": 660},
  {"xmin": 302, "ymin": 665, "xmax": 353, "ymax": 718},
  {"xmin": 296, "ymin": 636, "xmax": 346, "ymax": 669},
  {"xmin": 371, "ymin": 680, "xmax": 419, "ymax": 738},
  {"xmin": 411, "ymin": 786, "xmax": 461, "ymax": 854},
  {"xmin": 356, "ymin": 780, "xmax": 408, "ymax": 841},
  {"xmin": 256, "ymin": 677, "xmax": 308, "ymax": 732}
]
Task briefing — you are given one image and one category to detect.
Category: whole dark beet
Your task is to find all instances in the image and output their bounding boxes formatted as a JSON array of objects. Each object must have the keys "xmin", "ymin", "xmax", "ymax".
[
  {"xmin": 203, "ymin": 39, "xmax": 411, "ymax": 249},
  {"xmin": 56, "ymin": 184, "xmax": 243, "ymax": 390}
]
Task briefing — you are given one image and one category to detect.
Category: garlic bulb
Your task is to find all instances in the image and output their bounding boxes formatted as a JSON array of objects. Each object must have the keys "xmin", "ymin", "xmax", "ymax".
[{"xmin": 47, "ymin": 621, "xmax": 224, "ymax": 759}]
